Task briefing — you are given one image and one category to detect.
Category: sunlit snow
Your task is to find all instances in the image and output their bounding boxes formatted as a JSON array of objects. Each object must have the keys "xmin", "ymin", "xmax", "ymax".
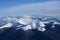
[{"xmin": 0, "ymin": 23, "xmax": 13, "ymax": 29}]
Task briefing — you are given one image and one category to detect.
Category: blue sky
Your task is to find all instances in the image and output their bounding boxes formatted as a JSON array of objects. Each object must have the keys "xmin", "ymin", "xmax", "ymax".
[
  {"xmin": 0, "ymin": 0, "xmax": 48, "ymax": 9},
  {"xmin": 0, "ymin": 0, "xmax": 60, "ymax": 17}
]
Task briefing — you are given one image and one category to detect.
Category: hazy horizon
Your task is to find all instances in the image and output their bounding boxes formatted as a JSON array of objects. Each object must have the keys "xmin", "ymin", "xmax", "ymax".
[{"xmin": 0, "ymin": 0, "xmax": 60, "ymax": 17}]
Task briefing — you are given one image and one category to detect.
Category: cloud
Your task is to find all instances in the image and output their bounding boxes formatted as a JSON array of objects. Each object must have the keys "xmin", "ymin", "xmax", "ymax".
[{"xmin": 0, "ymin": 1, "xmax": 60, "ymax": 17}]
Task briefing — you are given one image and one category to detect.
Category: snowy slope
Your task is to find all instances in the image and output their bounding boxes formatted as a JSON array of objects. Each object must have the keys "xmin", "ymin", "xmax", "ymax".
[
  {"xmin": 0, "ymin": 23, "xmax": 13, "ymax": 29},
  {"xmin": 0, "ymin": 16, "xmax": 60, "ymax": 32}
]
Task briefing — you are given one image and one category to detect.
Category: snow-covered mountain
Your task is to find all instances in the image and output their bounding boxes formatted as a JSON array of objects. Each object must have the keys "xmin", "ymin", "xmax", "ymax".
[{"xmin": 0, "ymin": 15, "xmax": 60, "ymax": 32}]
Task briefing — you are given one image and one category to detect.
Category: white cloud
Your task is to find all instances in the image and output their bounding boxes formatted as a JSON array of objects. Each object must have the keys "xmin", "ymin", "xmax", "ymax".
[{"xmin": 0, "ymin": 1, "xmax": 60, "ymax": 16}]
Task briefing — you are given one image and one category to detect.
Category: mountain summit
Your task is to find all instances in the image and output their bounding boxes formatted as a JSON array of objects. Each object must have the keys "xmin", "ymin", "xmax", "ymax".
[{"xmin": 0, "ymin": 16, "xmax": 60, "ymax": 32}]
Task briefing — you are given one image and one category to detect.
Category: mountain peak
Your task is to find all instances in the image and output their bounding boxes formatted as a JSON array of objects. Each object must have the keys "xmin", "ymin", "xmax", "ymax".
[{"xmin": 0, "ymin": 16, "xmax": 60, "ymax": 32}]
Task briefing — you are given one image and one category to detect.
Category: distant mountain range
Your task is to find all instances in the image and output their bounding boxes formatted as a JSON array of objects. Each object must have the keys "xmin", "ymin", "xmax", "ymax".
[
  {"xmin": 0, "ymin": 15, "xmax": 60, "ymax": 40},
  {"xmin": 0, "ymin": 15, "xmax": 60, "ymax": 31}
]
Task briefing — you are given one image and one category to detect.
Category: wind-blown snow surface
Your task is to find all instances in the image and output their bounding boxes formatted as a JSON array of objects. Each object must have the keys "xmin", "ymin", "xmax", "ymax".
[{"xmin": 0, "ymin": 15, "xmax": 60, "ymax": 32}]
